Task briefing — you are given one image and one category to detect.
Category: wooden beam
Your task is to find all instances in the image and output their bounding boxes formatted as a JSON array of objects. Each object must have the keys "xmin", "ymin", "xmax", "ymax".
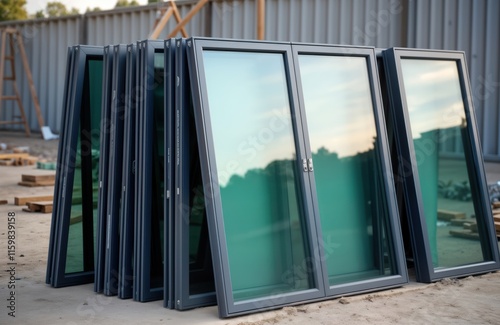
[
  {"xmin": 149, "ymin": 7, "xmax": 174, "ymax": 39},
  {"xmin": 15, "ymin": 195, "xmax": 53, "ymax": 206},
  {"xmin": 171, "ymin": 0, "xmax": 189, "ymax": 38},
  {"xmin": 257, "ymin": 0, "xmax": 266, "ymax": 40},
  {"xmin": 168, "ymin": 0, "xmax": 209, "ymax": 38}
]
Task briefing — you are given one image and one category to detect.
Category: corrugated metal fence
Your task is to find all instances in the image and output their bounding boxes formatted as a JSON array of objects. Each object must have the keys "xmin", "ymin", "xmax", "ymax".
[{"xmin": 0, "ymin": 0, "xmax": 498, "ymax": 160}]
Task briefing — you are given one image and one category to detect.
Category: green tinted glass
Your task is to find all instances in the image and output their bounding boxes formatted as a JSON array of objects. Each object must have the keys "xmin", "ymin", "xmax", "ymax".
[
  {"xmin": 65, "ymin": 59, "xmax": 103, "ymax": 273},
  {"xmin": 298, "ymin": 55, "xmax": 397, "ymax": 285},
  {"xmin": 401, "ymin": 59, "xmax": 486, "ymax": 268},
  {"xmin": 203, "ymin": 51, "xmax": 314, "ymax": 302}
]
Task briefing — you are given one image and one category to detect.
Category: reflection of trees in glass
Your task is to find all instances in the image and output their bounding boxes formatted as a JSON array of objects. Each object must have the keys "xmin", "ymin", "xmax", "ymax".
[{"xmin": 219, "ymin": 140, "xmax": 393, "ymax": 287}]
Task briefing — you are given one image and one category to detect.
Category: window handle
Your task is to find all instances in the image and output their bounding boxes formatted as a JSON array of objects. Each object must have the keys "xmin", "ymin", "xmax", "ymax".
[{"xmin": 302, "ymin": 159, "xmax": 308, "ymax": 172}]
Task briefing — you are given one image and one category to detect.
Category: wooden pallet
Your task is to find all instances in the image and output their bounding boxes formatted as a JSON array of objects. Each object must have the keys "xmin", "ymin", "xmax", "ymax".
[{"xmin": 22, "ymin": 201, "xmax": 53, "ymax": 213}]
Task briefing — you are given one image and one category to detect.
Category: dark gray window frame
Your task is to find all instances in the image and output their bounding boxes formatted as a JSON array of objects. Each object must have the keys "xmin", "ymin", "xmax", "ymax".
[
  {"xmin": 134, "ymin": 40, "xmax": 166, "ymax": 302},
  {"xmin": 103, "ymin": 44, "xmax": 128, "ymax": 296},
  {"xmin": 291, "ymin": 43, "xmax": 409, "ymax": 296},
  {"xmin": 174, "ymin": 38, "xmax": 216, "ymax": 311},
  {"xmin": 95, "ymin": 46, "xmax": 114, "ymax": 293},
  {"xmin": 51, "ymin": 45, "xmax": 104, "ymax": 288},
  {"xmin": 187, "ymin": 38, "xmax": 327, "ymax": 318},
  {"xmin": 118, "ymin": 43, "xmax": 137, "ymax": 299},
  {"xmin": 46, "ymin": 47, "xmax": 74, "ymax": 286},
  {"xmin": 382, "ymin": 47, "xmax": 500, "ymax": 282},
  {"xmin": 163, "ymin": 38, "xmax": 176, "ymax": 309}
]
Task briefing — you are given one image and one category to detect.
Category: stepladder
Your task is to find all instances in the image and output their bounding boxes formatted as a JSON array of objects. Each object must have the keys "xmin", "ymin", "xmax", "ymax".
[{"xmin": 0, "ymin": 28, "xmax": 44, "ymax": 137}]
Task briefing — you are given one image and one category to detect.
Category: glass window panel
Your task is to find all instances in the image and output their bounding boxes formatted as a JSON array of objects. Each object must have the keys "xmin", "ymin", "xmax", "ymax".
[
  {"xmin": 298, "ymin": 55, "xmax": 397, "ymax": 285},
  {"xmin": 65, "ymin": 59, "xmax": 103, "ymax": 273},
  {"xmin": 400, "ymin": 59, "xmax": 486, "ymax": 268},
  {"xmin": 202, "ymin": 50, "xmax": 314, "ymax": 302}
]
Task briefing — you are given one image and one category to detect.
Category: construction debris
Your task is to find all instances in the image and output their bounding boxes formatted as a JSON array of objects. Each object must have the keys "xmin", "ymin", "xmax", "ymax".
[
  {"xmin": 37, "ymin": 161, "xmax": 56, "ymax": 170},
  {"xmin": 0, "ymin": 152, "xmax": 38, "ymax": 166}
]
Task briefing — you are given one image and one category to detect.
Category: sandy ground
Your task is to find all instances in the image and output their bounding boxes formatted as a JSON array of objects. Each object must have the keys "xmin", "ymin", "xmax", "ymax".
[{"xmin": 1, "ymin": 131, "xmax": 500, "ymax": 324}]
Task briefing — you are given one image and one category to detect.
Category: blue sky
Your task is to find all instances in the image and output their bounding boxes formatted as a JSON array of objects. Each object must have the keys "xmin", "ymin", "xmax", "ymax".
[{"xmin": 26, "ymin": 0, "xmax": 147, "ymax": 14}]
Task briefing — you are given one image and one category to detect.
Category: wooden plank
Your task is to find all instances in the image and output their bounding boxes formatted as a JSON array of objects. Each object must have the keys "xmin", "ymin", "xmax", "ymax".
[
  {"xmin": 438, "ymin": 209, "xmax": 466, "ymax": 221},
  {"xmin": 15, "ymin": 195, "xmax": 53, "ymax": 206},
  {"xmin": 18, "ymin": 180, "xmax": 55, "ymax": 187},
  {"xmin": 463, "ymin": 223, "xmax": 478, "ymax": 232},
  {"xmin": 492, "ymin": 209, "xmax": 500, "ymax": 215},
  {"xmin": 492, "ymin": 202, "xmax": 500, "ymax": 209},
  {"xmin": 495, "ymin": 222, "xmax": 500, "ymax": 232},
  {"xmin": 0, "ymin": 159, "xmax": 14, "ymax": 166},
  {"xmin": 0, "ymin": 153, "xmax": 28, "ymax": 159},
  {"xmin": 494, "ymin": 215, "xmax": 500, "ymax": 223},
  {"xmin": 0, "ymin": 200, "xmax": 7, "ymax": 205},
  {"xmin": 26, "ymin": 201, "xmax": 52, "ymax": 213},
  {"xmin": 22, "ymin": 174, "xmax": 55, "ymax": 183},
  {"xmin": 450, "ymin": 219, "xmax": 474, "ymax": 227},
  {"xmin": 449, "ymin": 230, "xmax": 480, "ymax": 240}
]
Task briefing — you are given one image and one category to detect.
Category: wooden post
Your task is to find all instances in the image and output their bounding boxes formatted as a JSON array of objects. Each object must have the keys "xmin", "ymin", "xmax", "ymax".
[
  {"xmin": 168, "ymin": 0, "xmax": 209, "ymax": 38},
  {"xmin": 257, "ymin": 0, "xmax": 265, "ymax": 40}
]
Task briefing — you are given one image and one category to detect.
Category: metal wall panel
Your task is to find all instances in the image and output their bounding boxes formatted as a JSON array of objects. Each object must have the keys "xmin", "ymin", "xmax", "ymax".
[
  {"xmin": 407, "ymin": 0, "xmax": 500, "ymax": 160},
  {"xmin": 0, "ymin": 0, "xmax": 498, "ymax": 160}
]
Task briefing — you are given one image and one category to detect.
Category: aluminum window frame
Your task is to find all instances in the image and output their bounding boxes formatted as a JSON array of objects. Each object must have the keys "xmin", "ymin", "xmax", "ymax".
[
  {"xmin": 103, "ymin": 44, "xmax": 128, "ymax": 296},
  {"xmin": 134, "ymin": 40, "xmax": 166, "ymax": 302},
  {"xmin": 51, "ymin": 45, "xmax": 104, "ymax": 288},
  {"xmin": 291, "ymin": 43, "xmax": 408, "ymax": 296},
  {"xmin": 95, "ymin": 46, "xmax": 114, "ymax": 293},
  {"xmin": 382, "ymin": 47, "xmax": 500, "ymax": 282},
  {"xmin": 46, "ymin": 46, "xmax": 74, "ymax": 286},
  {"xmin": 187, "ymin": 37, "xmax": 327, "ymax": 318},
  {"xmin": 118, "ymin": 43, "xmax": 137, "ymax": 299},
  {"xmin": 163, "ymin": 38, "xmax": 176, "ymax": 309},
  {"xmin": 174, "ymin": 38, "xmax": 216, "ymax": 311}
]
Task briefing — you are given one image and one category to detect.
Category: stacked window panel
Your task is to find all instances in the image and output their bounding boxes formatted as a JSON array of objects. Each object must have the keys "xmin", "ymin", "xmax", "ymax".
[
  {"xmin": 46, "ymin": 38, "xmax": 500, "ymax": 319},
  {"xmin": 381, "ymin": 48, "xmax": 500, "ymax": 283},
  {"xmin": 187, "ymin": 38, "xmax": 408, "ymax": 317},
  {"xmin": 47, "ymin": 45, "xmax": 104, "ymax": 287}
]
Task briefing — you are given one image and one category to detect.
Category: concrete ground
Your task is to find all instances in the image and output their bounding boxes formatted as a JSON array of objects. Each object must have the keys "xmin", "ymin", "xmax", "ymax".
[{"xmin": 1, "ymin": 131, "xmax": 500, "ymax": 324}]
